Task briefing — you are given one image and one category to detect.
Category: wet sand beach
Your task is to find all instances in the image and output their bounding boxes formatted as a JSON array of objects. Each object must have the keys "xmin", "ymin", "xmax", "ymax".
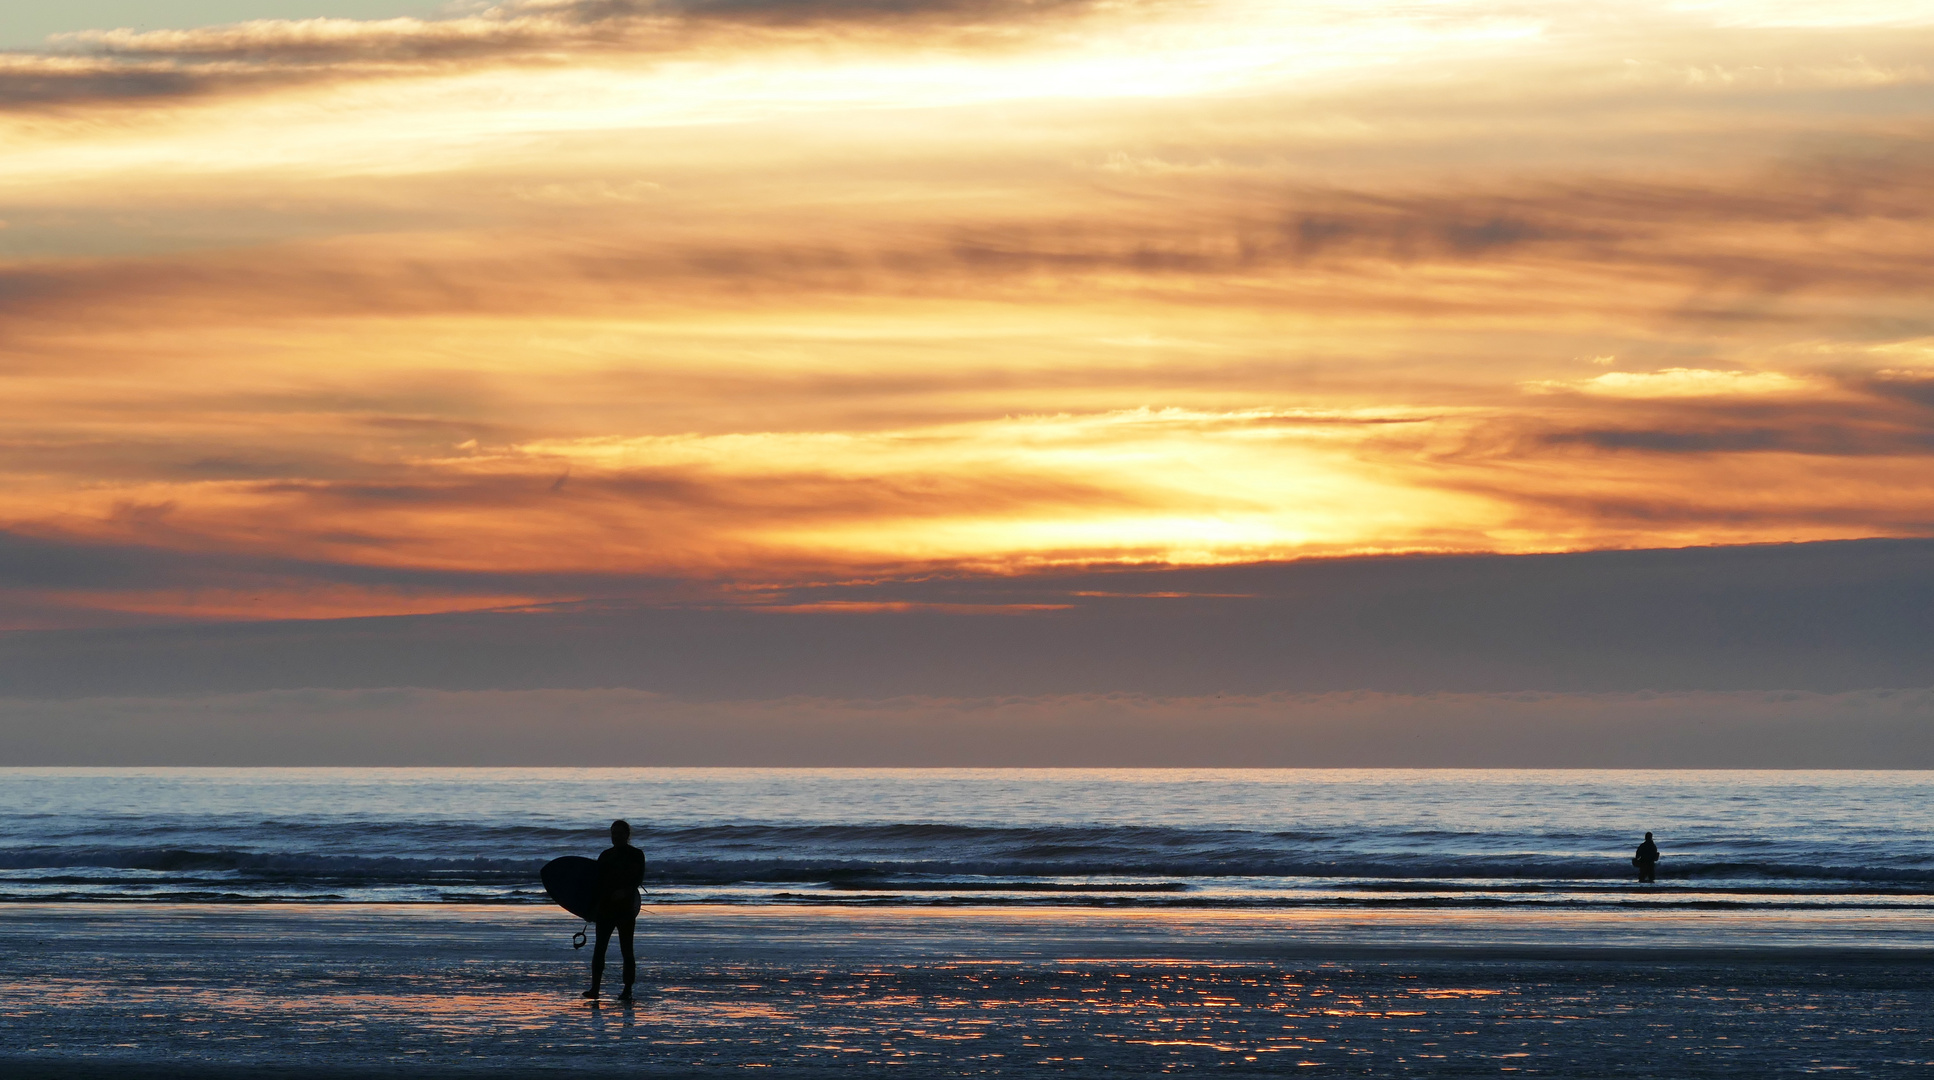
[{"xmin": 4, "ymin": 903, "xmax": 1932, "ymax": 1077}]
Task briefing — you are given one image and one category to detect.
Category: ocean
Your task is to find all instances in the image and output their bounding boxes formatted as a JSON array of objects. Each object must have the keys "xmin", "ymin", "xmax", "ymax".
[
  {"xmin": 6, "ymin": 768, "xmax": 1934, "ymax": 1075},
  {"xmin": 5, "ymin": 767, "xmax": 1930, "ymax": 910}
]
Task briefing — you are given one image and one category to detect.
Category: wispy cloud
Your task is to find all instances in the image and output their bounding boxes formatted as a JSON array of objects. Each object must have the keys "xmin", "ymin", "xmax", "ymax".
[
  {"xmin": 4, "ymin": 0, "xmax": 1127, "ymax": 109},
  {"xmin": 4, "ymin": 0, "xmax": 1934, "ymax": 622},
  {"xmin": 1525, "ymin": 369, "xmax": 1829, "ymax": 399}
]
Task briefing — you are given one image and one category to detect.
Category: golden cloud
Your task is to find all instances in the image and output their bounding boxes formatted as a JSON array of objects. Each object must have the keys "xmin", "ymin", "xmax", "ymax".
[{"xmin": 4, "ymin": 0, "xmax": 1934, "ymax": 621}]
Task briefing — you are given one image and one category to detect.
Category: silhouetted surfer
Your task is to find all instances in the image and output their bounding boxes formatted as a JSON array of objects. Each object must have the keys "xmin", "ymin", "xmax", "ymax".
[
  {"xmin": 585, "ymin": 819, "xmax": 645, "ymax": 1003},
  {"xmin": 1633, "ymin": 832, "xmax": 1660, "ymax": 884}
]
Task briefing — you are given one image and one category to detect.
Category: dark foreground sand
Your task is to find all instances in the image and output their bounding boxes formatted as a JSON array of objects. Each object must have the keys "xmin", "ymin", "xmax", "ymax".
[{"xmin": 3, "ymin": 904, "xmax": 1932, "ymax": 1077}]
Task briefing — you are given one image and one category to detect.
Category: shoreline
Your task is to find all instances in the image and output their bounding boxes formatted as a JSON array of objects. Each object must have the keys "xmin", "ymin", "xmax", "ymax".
[
  {"xmin": 8, "ymin": 899, "xmax": 1934, "ymax": 948},
  {"xmin": 5, "ymin": 901, "xmax": 1934, "ymax": 969}
]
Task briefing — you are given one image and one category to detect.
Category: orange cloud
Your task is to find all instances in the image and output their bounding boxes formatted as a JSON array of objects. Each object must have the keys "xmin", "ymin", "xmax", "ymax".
[{"xmin": 4, "ymin": 0, "xmax": 1934, "ymax": 621}]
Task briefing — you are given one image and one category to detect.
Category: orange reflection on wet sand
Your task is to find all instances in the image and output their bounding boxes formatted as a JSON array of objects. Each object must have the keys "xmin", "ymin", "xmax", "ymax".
[{"xmin": 2, "ymin": 903, "xmax": 1931, "ymax": 1072}]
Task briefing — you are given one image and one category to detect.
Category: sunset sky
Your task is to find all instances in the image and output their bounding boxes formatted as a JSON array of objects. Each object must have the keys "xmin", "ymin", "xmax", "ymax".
[{"xmin": 3, "ymin": 1, "xmax": 1933, "ymax": 763}]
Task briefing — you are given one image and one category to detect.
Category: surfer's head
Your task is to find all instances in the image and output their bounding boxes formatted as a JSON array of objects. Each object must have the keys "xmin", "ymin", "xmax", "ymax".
[{"xmin": 611, "ymin": 819, "xmax": 631, "ymax": 845}]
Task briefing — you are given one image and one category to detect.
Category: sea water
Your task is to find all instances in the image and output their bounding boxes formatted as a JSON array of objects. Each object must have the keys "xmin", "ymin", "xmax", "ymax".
[{"xmin": 4, "ymin": 767, "xmax": 1929, "ymax": 911}]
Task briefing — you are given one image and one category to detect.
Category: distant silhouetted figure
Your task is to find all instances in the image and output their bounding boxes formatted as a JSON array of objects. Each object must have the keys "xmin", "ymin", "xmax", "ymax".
[
  {"xmin": 1633, "ymin": 832, "xmax": 1660, "ymax": 884},
  {"xmin": 584, "ymin": 819, "xmax": 645, "ymax": 1003}
]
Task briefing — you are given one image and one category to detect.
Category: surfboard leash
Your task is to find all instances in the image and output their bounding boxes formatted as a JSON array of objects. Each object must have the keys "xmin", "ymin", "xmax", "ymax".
[{"xmin": 573, "ymin": 888, "xmax": 661, "ymax": 945}]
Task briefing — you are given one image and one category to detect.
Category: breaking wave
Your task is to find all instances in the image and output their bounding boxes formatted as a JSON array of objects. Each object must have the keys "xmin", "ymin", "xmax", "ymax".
[{"xmin": 3, "ymin": 769, "xmax": 1930, "ymax": 906}]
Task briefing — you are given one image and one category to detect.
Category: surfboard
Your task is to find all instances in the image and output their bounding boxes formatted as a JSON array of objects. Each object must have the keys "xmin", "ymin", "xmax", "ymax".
[{"xmin": 541, "ymin": 856, "xmax": 640, "ymax": 922}]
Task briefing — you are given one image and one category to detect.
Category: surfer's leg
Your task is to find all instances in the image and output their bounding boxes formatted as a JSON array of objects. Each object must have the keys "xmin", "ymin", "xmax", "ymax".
[
  {"xmin": 617, "ymin": 917, "xmax": 636, "ymax": 996},
  {"xmin": 586, "ymin": 920, "xmax": 614, "ymax": 998}
]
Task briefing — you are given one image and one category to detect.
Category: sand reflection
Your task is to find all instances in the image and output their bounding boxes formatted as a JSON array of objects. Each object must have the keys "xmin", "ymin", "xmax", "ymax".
[{"xmin": 2, "ymin": 904, "xmax": 1930, "ymax": 1072}]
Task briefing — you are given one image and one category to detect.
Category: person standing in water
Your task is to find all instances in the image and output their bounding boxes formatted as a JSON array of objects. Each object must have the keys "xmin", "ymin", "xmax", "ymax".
[
  {"xmin": 585, "ymin": 819, "xmax": 645, "ymax": 1003},
  {"xmin": 1633, "ymin": 831, "xmax": 1660, "ymax": 884}
]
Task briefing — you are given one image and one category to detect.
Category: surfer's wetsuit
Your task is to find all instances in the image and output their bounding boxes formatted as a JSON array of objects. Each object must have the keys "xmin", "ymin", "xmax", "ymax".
[
  {"xmin": 592, "ymin": 843, "xmax": 646, "ymax": 993},
  {"xmin": 1634, "ymin": 837, "xmax": 1660, "ymax": 883}
]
